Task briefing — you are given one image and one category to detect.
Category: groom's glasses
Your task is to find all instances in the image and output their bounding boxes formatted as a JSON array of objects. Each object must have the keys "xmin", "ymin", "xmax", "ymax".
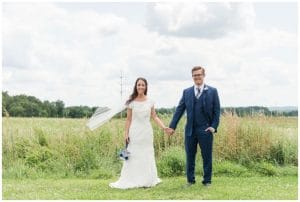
[{"xmin": 192, "ymin": 74, "xmax": 204, "ymax": 77}]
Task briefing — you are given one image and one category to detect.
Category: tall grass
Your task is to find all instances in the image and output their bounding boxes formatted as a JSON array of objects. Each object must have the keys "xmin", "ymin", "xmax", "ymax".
[
  {"xmin": 215, "ymin": 113, "xmax": 298, "ymax": 165},
  {"xmin": 2, "ymin": 114, "xmax": 297, "ymax": 179}
]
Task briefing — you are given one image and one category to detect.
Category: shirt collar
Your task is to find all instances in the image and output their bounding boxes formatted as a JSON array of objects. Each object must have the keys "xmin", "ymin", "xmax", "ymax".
[{"xmin": 194, "ymin": 83, "xmax": 205, "ymax": 92}]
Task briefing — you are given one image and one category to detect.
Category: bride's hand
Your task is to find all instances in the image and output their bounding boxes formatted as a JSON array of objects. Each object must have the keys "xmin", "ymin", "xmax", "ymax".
[
  {"xmin": 164, "ymin": 127, "xmax": 174, "ymax": 136},
  {"xmin": 125, "ymin": 135, "xmax": 130, "ymax": 144}
]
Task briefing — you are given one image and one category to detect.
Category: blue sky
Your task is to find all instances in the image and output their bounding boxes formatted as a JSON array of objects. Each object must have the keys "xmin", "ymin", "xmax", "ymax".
[{"xmin": 2, "ymin": 2, "xmax": 298, "ymax": 107}]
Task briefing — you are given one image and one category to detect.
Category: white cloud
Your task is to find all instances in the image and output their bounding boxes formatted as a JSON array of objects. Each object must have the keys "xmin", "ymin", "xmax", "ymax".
[
  {"xmin": 3, "ymin": 3, "xmax": 128, "ymax": 106},
  {"xmin": 2, "ymin": 2, "xmax": 297, "ymax": 108},
  {"xmin": 146, "ymin": 2, "xmax": 255, "ymax": 38}
]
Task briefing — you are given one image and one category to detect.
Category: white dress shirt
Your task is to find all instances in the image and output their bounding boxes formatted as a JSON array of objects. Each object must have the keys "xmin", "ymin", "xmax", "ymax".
[{"xmin": 194, "ymin": 83, "xmax": 205, "ymax": 98}]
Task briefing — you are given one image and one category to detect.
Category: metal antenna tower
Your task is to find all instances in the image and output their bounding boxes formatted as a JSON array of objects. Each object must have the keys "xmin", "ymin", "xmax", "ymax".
[{"xmin": 120, "ymin": 70, "xmax": 124, "ymax": 119}]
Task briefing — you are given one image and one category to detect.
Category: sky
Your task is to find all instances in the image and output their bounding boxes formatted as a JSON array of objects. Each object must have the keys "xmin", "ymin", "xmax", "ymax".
[{"xmin": 2, "ymin": 2, "xmax": 298, "ymax": 108}]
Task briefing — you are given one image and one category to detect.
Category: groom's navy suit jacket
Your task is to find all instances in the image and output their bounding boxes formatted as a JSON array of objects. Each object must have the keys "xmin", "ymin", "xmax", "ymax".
[{"xmin": 170, "ymin": 84, "xmax": 220, "ymax": 136}]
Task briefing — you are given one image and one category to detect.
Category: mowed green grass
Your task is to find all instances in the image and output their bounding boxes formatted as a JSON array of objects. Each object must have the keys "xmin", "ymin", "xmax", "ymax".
[{"xmin": 3, "ymin": 176, "xmax": 297, "ymax": 200}]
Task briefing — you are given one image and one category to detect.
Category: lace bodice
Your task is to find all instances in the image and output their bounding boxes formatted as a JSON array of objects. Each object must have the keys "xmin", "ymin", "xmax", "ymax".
[{"xmin": 127, "ymin": 99, "xmax": 154, "ymax": 125}]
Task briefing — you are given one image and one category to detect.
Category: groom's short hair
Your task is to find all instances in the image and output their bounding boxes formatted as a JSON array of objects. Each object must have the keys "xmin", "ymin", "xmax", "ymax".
[{"xmin": 192, "ymin": 66, "xmax": 205, "ymax": 75}]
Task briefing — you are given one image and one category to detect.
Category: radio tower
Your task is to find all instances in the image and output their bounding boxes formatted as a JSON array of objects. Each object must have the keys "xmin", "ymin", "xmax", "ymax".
[{"xmin": 120, "ymin": 70, "xmax": 124, "ymax": 119}]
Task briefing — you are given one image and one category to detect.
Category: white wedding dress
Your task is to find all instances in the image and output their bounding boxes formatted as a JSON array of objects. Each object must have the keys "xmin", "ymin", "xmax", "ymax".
[{"xmin": 109, "ymin": 99, "xmax": 161, "ymax": 189}]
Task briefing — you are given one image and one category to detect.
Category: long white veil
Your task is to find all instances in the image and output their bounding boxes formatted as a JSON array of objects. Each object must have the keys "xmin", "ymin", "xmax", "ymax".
[{"xmin": 86, "ymin": 101, "xmax": 126, "ymax": 131}]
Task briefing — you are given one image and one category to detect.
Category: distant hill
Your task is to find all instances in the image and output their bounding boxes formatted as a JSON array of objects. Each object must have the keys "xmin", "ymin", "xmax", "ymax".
[{"xmin": 268, "ymin": 106, "xmax": 298, "ymax": 112}]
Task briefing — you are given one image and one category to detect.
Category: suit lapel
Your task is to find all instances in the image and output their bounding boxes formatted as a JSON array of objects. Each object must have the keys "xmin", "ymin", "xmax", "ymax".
[
  {"xmin": 187, "ymin": 87, "xmax": 194, "ymax": 111},
  {"xmin": 202, "ymin": 84, "xmax": 209, "ymax": 112}
]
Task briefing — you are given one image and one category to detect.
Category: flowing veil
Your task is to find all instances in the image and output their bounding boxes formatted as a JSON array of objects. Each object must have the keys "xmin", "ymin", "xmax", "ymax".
[{"xmin": 86, "ymin": 101, "xmax": 126, "ymax": 131}]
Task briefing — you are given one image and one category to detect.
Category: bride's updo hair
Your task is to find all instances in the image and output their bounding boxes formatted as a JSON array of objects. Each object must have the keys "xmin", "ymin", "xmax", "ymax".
[{"xmin": 126, "ymin": 77, "xmax": 148, "ymax": 105}]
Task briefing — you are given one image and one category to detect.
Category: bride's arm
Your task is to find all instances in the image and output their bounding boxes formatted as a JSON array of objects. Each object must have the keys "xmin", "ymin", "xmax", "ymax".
[
  {"xmin": 124, "ymin": 108, "xmax": 132, "ymax": 143},
  {"xmin": 151, "ymin": 107, "xmax": 167, "ymax": 130}
]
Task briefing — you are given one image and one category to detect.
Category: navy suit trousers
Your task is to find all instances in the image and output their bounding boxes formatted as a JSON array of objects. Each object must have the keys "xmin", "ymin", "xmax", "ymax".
[{"xmin": 185, "ymin": 127, "xmax": 214, "ymax": 184}]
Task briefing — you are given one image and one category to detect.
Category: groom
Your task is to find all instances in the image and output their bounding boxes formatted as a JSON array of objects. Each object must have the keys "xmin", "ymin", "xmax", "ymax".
[{"xmin": 167, "ymin": 66, "xmax": 220, "ymax": 187}]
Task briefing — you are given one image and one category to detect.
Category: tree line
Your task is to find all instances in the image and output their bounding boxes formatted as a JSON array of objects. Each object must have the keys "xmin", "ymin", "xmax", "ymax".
[
  {"xmin": 2, "ymin": 91, "xmax": 297, "ymax": 118},
  {"xmin": 221, "ymin": 106, "xmax": 297, "ymax": 117},
  {"xmin": 2, "ymin": 91, "xmax": 96, "ymax": 118}
]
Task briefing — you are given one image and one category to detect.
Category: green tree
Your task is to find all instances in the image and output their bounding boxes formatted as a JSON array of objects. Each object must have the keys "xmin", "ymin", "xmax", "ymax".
[{"xmin": 55, "ymin": 100, "xmax": 65, "ymax": 117}]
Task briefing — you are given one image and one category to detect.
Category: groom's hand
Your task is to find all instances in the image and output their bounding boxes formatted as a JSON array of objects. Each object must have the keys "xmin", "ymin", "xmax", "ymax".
[{"xmin": 205, "ymin": 127, "xmax": 215, "ymax": 134}]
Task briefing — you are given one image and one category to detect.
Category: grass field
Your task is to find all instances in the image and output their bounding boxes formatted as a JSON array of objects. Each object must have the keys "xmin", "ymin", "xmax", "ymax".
[
  {"xmin": 2, "ymin": 176, "xmax": 297, "ymax": 200},
  {"xmin": 2, "ymin": 115, "xmax": 298, "ymax": 199}
]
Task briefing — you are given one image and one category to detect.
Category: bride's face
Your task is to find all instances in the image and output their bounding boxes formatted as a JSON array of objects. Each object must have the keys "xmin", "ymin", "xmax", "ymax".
[{"xmin": 136, "ymin": 80, "xmax": 146, "ymax": 95}]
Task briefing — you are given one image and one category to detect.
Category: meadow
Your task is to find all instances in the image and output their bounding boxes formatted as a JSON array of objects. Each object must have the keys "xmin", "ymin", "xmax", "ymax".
[{"xmin": 2, "ymin": 114, "xmax": 298, "ymax": 199}]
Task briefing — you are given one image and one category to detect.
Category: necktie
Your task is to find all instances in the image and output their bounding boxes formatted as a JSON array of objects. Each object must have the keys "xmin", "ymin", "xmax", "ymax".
[{"xmin": 196, "ymin": 88, "xmax": 201, "ymax": 99}]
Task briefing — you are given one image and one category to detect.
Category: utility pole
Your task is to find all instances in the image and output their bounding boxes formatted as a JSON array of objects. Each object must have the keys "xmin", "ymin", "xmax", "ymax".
[{"xmin": 120, "ymin": 70, "xmax": 124, "ymax": 119}]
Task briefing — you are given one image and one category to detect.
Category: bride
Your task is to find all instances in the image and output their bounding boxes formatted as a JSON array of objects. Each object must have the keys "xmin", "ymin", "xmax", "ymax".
[{"xmin": 109, "ymin": 77, "xmax": 168, "ymax": 189}]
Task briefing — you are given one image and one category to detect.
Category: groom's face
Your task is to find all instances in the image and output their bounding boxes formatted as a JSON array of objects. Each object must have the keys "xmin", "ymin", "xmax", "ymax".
[{"xmin": 192, "ymin": 69, "xmax": 205, "ymax": 86}]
